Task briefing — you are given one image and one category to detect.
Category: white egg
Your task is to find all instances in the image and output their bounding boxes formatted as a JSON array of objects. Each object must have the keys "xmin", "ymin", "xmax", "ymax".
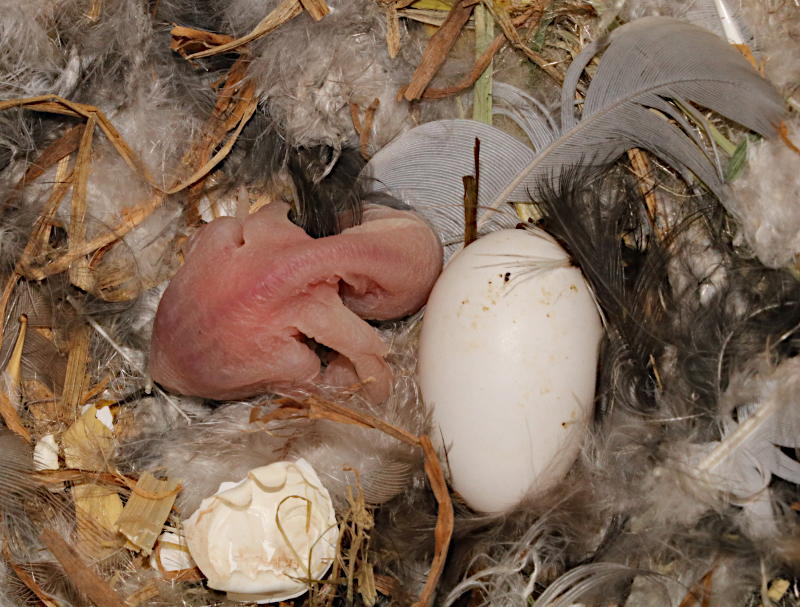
[{"xmin": 418, "ymin": 228, "xmax": 603, "ymax": 513}]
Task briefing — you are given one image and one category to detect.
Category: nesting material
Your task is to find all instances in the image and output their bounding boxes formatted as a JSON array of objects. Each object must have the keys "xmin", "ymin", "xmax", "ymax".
[{"xmin": 116, "ymin": 473, "xmax": 180, "ymax": 556}]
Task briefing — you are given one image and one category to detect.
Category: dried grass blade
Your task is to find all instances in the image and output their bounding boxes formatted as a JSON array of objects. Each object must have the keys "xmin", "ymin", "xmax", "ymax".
[
  {"xmin": 678, "ymin": 568, "xmax": 714, "ymax": 607},
  {"xmin": 40, "ymin": 529, "xmax": 124, "ymax": 607},
  {"xmin": 420, "ymin": 5, "xmax": 538, "ymax": 99},
  {"xmin": 169, "ymin": 25, "xmax": 235, "ymax": 58},
  {"xmin": 37, "ymin": 468, "xmax": 131, "ymax": 489},
  {"xmin": 779, "ymin": 122, "xmax": 800, "ymax": 155},
  {"xmin": 472, "ymin": 3, "xmax": 494, "ymax": 123},
  {"xmin": 80, "ymin": 375, "xmax": 112, "ymax": 405},
  {"xmin": 487, "ymin": 0, "xmax": 562, "ymax": 84},
  {"xmin": 5, "ymin": 314, "xmax": 27, "ymax": 390},
  {"xmin": 0, "ymin": 274, "xmax": 20, "ymax": 351},
  {"xmin": 0, "ymin": 387, "xmax": 30, "ymax": 443},
  {"xmin": 2, "ymin": 546, "xmax": 60, "ymax": 607},
  {"xmin": 402, "ymin": 0, "xmax": 476, "ymax": 101},
  {"xmin": 308, "ymin": 397, "xmax": 420, "ymax": 445},
  {"xmin": 4, "ymin": 124, "xmax": 81, "ymax": 203},
  {"xmin": 21, "ymin": 155, "xmax": 74, "ymax": 266},
  {"xmin": 165, "ymin": 98, "xmax": 257, "ymax": 195},
  {"xmin": 180, "ymin": 57, "xmax": 255, "ymax": 221},
  {"xmin": 186, "ymin": 0, "xmax": 303, "ymax": 59},
  {"xmin": 424, "ymin": 34, "xmax": 505, "ymax": 99},
  {"xmin": 352, "ymin": 98, "xmax": 380, "ymax": 160},
  {"xmin": 58, "ymin": 324, "xmax": 91, "ymax": 421},
  {"xmin": 86, "ymin": 0, "xmax": 102, "ymax": 20},
  {"xmin": 413, "ymin": 436, "xmax": 453, "ymax": 607},
  {"xmin": 2, "ymin": 154, "xmax": 72, "ymax": 346},
  {"xmin": 20, "ymin": 192, "xmax": 163, "ymax": 281},
  {"xmin": 0, "ymin": 97, "xmax": 160, "ymax": 188},
  {"xmin": 299, "ymin": 0, "xmax": 330, "ymax": 20},
  {"xmin": 69, "ymin": 114, "xmax": 97, "ymax": 291}
]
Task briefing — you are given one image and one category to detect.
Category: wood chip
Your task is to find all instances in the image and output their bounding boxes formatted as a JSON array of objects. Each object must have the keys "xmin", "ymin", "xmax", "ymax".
[
  {"xmin": 40, "ymin": 528, "xmax": 124, "ymax": 607},
  {"xmin": 116, "ymin": 473, "xmax": 180, "ymax": 556},
  {"xmin": 385, "ymin": 4, "xmax": 402, "ymax": 58},
  {"xmin": 72, "ymin": 482, "xmax": 125, "ymax": 559},
  {"xmin": 62, "ymin": 403, "xmax": 113, "ymax": 471},
  {"xmin": 425, "ymin": 34, "xmax": 505, "ymax": 100},
  {"xmin": 463, "ymin": 175, "xmax": 478, "ymax": 246},
  {"xmin": 350, "ymin": 99, "xmax": 381, "ymax": 161},
  {"xmin": 766, "ymin": 578, "xmax": 790, "ymax": 603},
  {"xmin": 402, "ymin": 0, "xmax": 477, "ymax": 101}
]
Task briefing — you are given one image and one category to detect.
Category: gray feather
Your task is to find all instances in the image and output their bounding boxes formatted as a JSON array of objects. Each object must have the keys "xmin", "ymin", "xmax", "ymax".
[
  {"xmin": 363, "ymin": 18, "xmax": 783, "ymax": 248},
  {"xmin": 364, "ymin": 119, "xmax": 528, "ymax": 259},
  {"xmin": 486, "ymin": 17, "xmax": 784, "ymax": 221}
]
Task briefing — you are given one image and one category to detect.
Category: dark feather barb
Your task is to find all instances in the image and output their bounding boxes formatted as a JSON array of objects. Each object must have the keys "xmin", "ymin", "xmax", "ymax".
[
  {"xmin": 533, "ymin": 165, "xmax": 800, "ymax": 428},
  {"xmin": 227, "ymin": 110, "xmax": 365, "ymax": 237},
  {"xmin": 286, "ymin": 144, "xmax": 365, "ymax": 238},
  {"xmin": 533, "ymin": 167, "xmax": 673, "ymax": 415}
]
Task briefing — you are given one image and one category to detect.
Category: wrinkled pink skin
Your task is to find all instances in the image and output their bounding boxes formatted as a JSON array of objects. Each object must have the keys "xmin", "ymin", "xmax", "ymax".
[{"xmin": 149, "ymin": 201, "xmax": 443, "ymax": 403}]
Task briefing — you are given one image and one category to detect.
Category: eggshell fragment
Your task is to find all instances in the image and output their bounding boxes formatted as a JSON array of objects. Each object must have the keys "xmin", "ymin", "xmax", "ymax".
[
  {"xmin": 150, "ymin": 531, "xmax": 196, "ymax": 573},
  {"xmin": 418, "ymin": 229, "xmax": 603, "ymax": 513},
  {"xmin": 183, "ymin": 458, "xmax": 338, "ymax": 603},
  {"xmin": 33, "ymin": 434, "xmax": 59, "ymax": 471}
]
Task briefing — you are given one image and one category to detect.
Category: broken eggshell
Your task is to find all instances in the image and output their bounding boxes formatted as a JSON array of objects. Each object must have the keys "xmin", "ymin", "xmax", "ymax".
[
  {"xmin": 183, "ymin": 458, "xmax": 338, "ymax": 603},
  {"xmin": 418, "ymin": 229, "xmax": 603, "ymax": 512},
  {"xmin": 150, "ymin": 531, "xmax": 196, "ymax": 573}
]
